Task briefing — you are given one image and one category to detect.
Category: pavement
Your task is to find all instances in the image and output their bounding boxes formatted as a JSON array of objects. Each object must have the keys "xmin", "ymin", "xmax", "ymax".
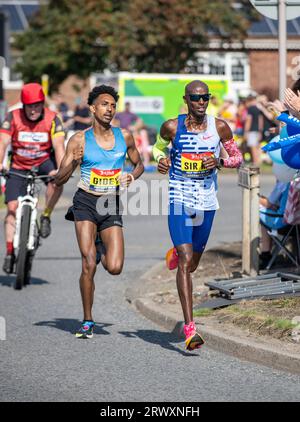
[{"xmin": 126, "ymin": 254, "xmax": 300, "ymax": 375}]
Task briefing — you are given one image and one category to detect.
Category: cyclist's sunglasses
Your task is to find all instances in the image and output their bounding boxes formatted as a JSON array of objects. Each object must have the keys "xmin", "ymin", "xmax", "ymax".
[{"xmin": 188, "ymin": 93, "xmax": 211, "ymax": 102}]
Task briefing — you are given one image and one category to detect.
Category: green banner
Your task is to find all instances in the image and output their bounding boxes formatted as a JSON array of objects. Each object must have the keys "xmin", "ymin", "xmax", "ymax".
[{"xmin": 119, "ymin": 73, "xmax": 229, "ymax": 131}]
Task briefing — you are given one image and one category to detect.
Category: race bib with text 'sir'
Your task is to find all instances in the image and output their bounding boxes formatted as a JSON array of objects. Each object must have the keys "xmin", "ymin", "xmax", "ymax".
[
  {"xmin": 181, "ymin": 152, "xmax": 214, "ymax": 178},
  {"xmin": 89, "ymin": 168, "xmax": 121, "ymax": 193}
]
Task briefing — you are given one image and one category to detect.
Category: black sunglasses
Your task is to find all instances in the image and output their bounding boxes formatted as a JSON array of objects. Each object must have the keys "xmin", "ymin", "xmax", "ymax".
[{"xmin": 188, "ymin": 93, "xmax": 211, "ymax": 102}]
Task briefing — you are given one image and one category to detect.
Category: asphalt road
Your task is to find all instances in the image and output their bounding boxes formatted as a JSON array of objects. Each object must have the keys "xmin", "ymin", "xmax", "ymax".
[{"xmin": 1, "ymin": 172, "xmax": 300, "ymax": 402}]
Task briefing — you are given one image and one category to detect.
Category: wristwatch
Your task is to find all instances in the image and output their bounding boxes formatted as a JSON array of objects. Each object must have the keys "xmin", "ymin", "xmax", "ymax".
[{"xmin": 216, "ymin": 158, "xmax": 224, "ymax": 170}]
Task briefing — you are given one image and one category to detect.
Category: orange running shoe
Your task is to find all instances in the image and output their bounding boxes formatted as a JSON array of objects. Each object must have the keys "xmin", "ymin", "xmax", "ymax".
[
  {"xmin": 166, "ymin": 247, "xmax": 179, "ymax": 270},
  {"xmin": 184, "ymin": 321, "xmax": 205, "ymax": 350}
]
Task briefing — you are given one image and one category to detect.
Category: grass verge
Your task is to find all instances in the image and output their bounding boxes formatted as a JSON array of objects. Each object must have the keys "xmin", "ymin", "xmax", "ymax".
[{"xmin": 194, "ymin": 297, "xmax": 300, "ymax": 341}]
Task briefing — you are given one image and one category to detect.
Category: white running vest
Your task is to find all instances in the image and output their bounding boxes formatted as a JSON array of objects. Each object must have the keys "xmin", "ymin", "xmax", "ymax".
[{"xmin": 169, "ymin": 114, "xmax": 221, "ymax": 211}]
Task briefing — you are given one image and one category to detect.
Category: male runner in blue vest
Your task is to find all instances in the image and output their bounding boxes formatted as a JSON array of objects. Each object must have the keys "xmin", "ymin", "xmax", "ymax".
[
  {"xmin": 153, "ymin": 80, "xmax": 243, "ymax": 350},
  {"xmin": 55, "ymin": 85, "xmax": 144, "ymax": 338}
]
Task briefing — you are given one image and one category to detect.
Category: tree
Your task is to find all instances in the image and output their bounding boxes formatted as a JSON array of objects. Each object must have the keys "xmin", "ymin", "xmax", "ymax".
[
  {"xmin": 14, "ymin": 0, "xmax": 112, "ymax": 91},
  {"xmin": 14, "ymin": 0, "xmax": 258, "ymax": 91},
  {"xmin": 104, "ymin": 0, "xmax": 258, "ymax": 73}
]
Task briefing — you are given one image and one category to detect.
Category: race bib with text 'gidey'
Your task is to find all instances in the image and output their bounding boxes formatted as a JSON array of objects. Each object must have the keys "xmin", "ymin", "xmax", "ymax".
[{"xmin": 89, "ymin": 168, "xmax": 121, "ymax": 193}]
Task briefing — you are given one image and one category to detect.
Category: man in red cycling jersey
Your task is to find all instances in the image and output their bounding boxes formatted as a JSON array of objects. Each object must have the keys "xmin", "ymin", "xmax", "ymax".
[{"xmin": 0, "ymin": 82, "xmax": 65, "ymax": 274}]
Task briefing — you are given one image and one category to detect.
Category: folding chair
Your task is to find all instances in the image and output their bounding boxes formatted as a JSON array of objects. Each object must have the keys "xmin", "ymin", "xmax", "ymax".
[
  {"xmin": 266, "ymin": 225, "xmax": 300, "ymax": 270},
  {"xmin": 259, "ymin": 184, "xmax": 300, "ymax": 270}
]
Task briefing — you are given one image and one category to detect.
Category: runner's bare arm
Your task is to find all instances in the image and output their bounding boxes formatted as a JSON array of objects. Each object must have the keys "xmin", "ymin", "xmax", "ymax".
[
  {"xmin": 216, "ymin": 118, "xmax": 243, "ymax": 168},
  {"xmin": 153, "ymin": 119, "xmax": 175, "ymax": 162},
  {"xmin": 55, "ymin": 132, "xmax": 84, "ymax": 186},
  {"xmin": 121, "ymin": 129, "xmax": 144, "ymax": 187},
  {"xmin": 156, "ymin": 119, "xmax": 177, "ymax": 174}
]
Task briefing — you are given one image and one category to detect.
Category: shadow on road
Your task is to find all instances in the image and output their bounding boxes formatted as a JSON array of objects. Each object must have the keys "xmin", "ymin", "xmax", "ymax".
[
  {"xmin": 0, "ymin": 275, "xmax": 13, "ymax": 287},
  {"xmin": 124, "ymin": 257, "xmax": 165, "ymax": 261},
  {"xmin": 36, "ymin": 256, "xmax": 164, "ymax": 262},
  {"xmin": 118, "ymin": 329, "xmax": 199, "ymax": 357},
  {"xmin": 35, "ymin": 257, "xmax": 81, "ymax": 261},
  {"xmin": 0, "ymin": 275, "xmax": 49, "ymax": 288},
  {"xmin": 34, "ymin": 318, "xmax": 113, "ymax": 336}
]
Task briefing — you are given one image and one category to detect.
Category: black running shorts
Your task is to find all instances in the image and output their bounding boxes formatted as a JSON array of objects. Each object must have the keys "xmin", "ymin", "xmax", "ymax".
[{"xmin": 65, "ymin": 189, "xmax": 123, "ymax": 232}]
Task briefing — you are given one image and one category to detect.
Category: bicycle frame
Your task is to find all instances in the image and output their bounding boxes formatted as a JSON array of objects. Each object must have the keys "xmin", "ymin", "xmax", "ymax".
[
  {"xmin": 13, "ymin": 194, "xmax": 38, "ymax": 251},
  {"xmin": 11, "ymin": 172, "xmax": 48, "ymax": 252}
]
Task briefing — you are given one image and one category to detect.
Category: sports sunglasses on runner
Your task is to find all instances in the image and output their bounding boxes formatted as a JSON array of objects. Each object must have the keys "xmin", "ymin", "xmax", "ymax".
[{"xmin": 188, "ymin": 93, "xmax": 211, "ymax": 102}]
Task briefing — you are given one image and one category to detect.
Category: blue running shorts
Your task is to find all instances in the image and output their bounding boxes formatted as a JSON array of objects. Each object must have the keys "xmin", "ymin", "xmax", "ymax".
[{"xmin": 168, "ymin": 203, "xmax": 216, "ymax": 253}]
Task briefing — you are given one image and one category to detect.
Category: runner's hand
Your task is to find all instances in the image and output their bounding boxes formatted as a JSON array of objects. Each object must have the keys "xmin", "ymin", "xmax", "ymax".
[
  {"xmin": 47, "ymin": 169, "xmax": 58, "ymax": 184},
  {"xmin": 73, "ymin": 144, "xmax": 84, "ymax": 163},
  {"xmin": 202, "ymin": 156, "xmax": 218, "ymax": 170},
  {"xmin": 119, "ymin": 173, "xmax": 134, "ymax": 188},
  {"xmin": 158, "ymin": 157, "xmax": 171, "ymax": 174}
]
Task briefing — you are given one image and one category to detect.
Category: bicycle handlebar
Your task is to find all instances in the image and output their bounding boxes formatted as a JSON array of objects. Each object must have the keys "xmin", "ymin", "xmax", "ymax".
[{"xmin": 0, "ymin": 169, "xmax": 55, "ymax": 182}]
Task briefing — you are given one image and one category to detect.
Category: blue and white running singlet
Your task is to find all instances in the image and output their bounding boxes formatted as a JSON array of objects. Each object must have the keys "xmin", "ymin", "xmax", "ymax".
[
  {"xmin": 169, "ymin": 114, "xmax": 221, "ymax": 211},
  {"xmin": 77, "ymin": 127, "xmax": 127, "ymax": 195}
]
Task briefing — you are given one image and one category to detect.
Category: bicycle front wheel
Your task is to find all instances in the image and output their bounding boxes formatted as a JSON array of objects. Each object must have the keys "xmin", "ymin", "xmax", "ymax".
[{"xmin": 15, "ymin": 204, "xmax": 31, "ymax": 290}]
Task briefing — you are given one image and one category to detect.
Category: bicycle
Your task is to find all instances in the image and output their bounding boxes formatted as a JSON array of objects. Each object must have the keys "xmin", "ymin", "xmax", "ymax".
[{"xmin": 0, "ymin": 168, "xmax": 54, "ymax": 290}]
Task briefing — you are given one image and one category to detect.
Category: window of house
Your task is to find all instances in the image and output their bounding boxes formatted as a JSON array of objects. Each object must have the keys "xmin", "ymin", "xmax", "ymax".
[
  {"xmin": 231, "ymin": 57, "xmax": 246, "ymax": 81},
  {"xmin": 186, "ymin": 53, "xmax": 226, "ymax": 76}
]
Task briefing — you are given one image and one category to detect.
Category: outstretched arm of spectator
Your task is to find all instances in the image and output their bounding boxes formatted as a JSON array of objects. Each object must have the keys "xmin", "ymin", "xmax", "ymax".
[{"xmin": 284, "ymin": 88, "xmax": 300, "ymax": 119}]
